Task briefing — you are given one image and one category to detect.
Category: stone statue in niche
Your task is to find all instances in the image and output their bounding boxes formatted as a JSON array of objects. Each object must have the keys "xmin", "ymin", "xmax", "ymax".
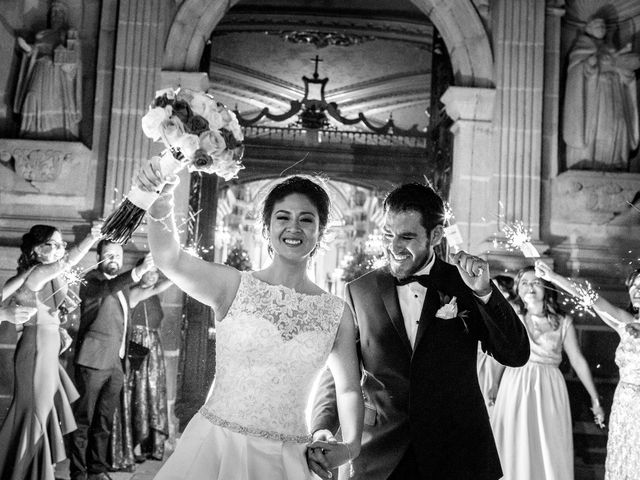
[
  {"xmin": 563, "ymin": 18, "xmax": 640, "ymax": 170},
  {"xmin": 13, "ymin": 0, "xmax": 82, "ymax": 140}
]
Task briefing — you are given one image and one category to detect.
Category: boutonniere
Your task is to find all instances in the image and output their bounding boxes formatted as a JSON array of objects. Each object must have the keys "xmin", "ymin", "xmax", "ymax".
[{"xmin": 435, "ymin": 294, "xmax": 470, "ymax": 333}]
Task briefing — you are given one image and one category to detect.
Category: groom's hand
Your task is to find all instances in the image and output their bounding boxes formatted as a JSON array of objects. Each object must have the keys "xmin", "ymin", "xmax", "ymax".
[
  {"xmin": 307, "ymin": 429, "xmax": 336, "ymax": 479},
  {"xmin": 450, "ymin": 250, "xmax": 491, "ymax": 296}
]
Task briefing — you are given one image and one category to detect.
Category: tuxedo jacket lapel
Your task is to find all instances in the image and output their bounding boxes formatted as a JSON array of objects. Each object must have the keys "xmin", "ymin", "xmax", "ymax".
[
  {"xmin": 377, "ymin": 271, "xmax": 412, "ymax": 353},
  {"xmin": 413, "ymin": 258, "xmax": 445, "ymax": 351}
]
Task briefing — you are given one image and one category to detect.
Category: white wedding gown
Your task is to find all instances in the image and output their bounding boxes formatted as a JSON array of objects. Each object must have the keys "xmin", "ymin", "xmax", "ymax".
[{"xmin": 155, "ymin": 272, "xmax": 344, "ymax": 480}]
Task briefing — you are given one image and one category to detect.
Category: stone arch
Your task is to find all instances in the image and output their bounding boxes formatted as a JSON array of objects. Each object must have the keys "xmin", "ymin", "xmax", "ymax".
[{"xmin": 163, "ymin": 0, "xmax": 494, "ymax": 87}]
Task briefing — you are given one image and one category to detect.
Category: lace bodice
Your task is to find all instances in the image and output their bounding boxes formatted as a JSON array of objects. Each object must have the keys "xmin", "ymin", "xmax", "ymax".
[
  {"xmin": 202, "ymin": 272, "xmax": 344, "ymax": 442},
  {"xmin": 523, "ymin": 314, "xmax": 571, "ymax": 366},
  {"xmin": 615, "ymin": 327, "xmax": 640, "ymax": 386}
]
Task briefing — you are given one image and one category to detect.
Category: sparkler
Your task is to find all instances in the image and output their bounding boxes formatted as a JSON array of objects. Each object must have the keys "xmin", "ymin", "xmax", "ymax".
[{"xmin": 502, "ymin": 221, "xmax": 539, "ymax": 258}]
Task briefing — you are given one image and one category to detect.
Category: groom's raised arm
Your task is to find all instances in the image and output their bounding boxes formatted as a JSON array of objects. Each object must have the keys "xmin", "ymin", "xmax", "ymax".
[{"xmin": 475, "ymin": 281, "xmax": 529, "ymax": 367}]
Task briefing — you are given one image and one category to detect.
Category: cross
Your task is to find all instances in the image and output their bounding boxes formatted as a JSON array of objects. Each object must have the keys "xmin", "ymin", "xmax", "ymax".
[{"xmin": 310, "ymin": 55, "xmax": 323, "ymax": 79}]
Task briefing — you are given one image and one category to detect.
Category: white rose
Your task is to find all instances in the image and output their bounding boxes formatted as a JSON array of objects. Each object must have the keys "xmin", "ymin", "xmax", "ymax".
[
  {"xmin": 172, "ymin": 133, "xmax": 200, "ymax": 159},
  {"xmin": 227, "ymin": 115, "xmax": 244, "ymax": 142},
  {"xmin": 187, "ymin": 90, "xmax": 216, "ymax": 118},
  {"xmin": 199, "ymin": 130, "xmax": 226, "ymax": 156},
  {"xmin": 141, "ymin": 107, "xmax": 171, "ymax": 141},
  {"xmin": 161, "ymin": 117, "xmax": 186, "ymax": 145}
]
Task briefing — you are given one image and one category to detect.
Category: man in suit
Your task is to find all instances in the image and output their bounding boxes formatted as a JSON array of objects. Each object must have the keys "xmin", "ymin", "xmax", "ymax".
[
  {"xmin": 308, "ymin": 183, "xmax": 529, "ymax": 480},
  {"xmin": 69, "ymin": 240, "xmax": 153, "ymax": 480}
]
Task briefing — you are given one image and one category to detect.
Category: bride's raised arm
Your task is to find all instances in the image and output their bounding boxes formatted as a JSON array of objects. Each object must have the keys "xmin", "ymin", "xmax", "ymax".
[{"xmin": 136, "ymin": 157, "xmax": 240, "ymax": 314}]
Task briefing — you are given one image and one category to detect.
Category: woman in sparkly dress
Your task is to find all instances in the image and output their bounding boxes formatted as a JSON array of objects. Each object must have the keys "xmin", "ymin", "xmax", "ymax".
[
  {"xmin": 537, "ymin": 261, "xmax": 640, "ymax": 480},
  {"xmin": 490, "ymin": 265, "xmax": 604, "ymax": 480},
  {"xmin": 135, "ymin": 163, "xmax": 363, "ymax": 479}
]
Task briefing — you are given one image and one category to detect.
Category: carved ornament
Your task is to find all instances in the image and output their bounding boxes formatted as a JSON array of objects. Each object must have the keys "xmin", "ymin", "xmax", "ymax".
[{"xmin": 271, "ymin": 31, "xmax": 376, "ymax": 48}]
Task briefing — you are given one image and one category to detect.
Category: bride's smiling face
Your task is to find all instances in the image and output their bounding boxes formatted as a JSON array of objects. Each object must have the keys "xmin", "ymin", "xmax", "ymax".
[
  {"xmin": 628, "ymin": 275, "xmax": 640, "ymax": 310},
  {"xmin": 268, "ymin": 193, "xmax": 320, "ymax": 261}
]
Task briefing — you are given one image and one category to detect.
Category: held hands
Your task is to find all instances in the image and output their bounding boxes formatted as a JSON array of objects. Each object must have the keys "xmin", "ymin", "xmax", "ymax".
[
  {"xmin": 450, "ymin": 250, "xmax": 491, "ymax": 296},
  {"xmin": 306, "ymin": 430, "xmax": 345, "ymax": 480},
  {"xmin": 591, "ymin": 401, "xmax": 606, "ymax": 429}
]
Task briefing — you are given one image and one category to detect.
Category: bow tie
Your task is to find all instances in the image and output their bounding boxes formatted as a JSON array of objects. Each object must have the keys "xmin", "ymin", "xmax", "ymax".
[{"xmin": 394, "ymin": 275, "xmax": 432, "ymax": 288}]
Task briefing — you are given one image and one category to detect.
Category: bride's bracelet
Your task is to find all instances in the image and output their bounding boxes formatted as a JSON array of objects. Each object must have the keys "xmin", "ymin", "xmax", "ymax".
[{"xmin": 345, "ymin": 443, "xmax": 354, "ymax": 478}]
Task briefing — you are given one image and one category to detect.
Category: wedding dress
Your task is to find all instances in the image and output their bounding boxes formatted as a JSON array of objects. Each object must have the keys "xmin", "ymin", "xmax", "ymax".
[{"xmin": 155, "ymin": 271, "xmax": 344, "ymax": 480}]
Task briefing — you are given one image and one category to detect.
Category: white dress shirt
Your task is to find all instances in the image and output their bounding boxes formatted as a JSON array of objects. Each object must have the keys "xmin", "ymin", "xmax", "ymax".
[
  {"xmin": 105, "ymin": 268, "xmax": 141, "ymax": 358},
  {"xmin": 396, "ymin": 256, "xmax": 492, "ymax": 349},
  {"xmin": 396, "ymin": 256, "xmax": 436, "ymax": 349}
]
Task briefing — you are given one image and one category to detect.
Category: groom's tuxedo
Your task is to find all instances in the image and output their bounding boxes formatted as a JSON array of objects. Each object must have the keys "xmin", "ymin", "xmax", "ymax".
[{"xmin": 311, "ymin": 258, "xmax": 529, "ymax": 480}]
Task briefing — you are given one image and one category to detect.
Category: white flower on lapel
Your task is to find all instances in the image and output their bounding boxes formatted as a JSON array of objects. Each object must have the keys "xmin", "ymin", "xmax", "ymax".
[{"xmin": 435, "ymin": 296, "xmax": 458, "ymax": 319}]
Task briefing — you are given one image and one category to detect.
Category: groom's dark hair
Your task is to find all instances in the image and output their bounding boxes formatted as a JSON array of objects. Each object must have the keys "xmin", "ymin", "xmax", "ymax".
[{"xmin": 384, "ymin": 183, "xmax": 445, "ymax": 233}]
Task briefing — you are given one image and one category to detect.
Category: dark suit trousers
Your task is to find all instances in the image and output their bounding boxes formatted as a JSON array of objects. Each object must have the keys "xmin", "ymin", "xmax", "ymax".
[
  {"xmin": 388, "ymin": 444, "xmax": 421, "ymax": 480},
  {"xmin": 69, "ymin": 364, "xmax": 124, "ymax": 477}
]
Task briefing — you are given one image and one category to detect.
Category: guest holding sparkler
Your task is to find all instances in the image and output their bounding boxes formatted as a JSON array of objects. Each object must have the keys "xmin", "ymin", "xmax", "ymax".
[
  {"xmin": 69, "ymin": 244, "xmax": 154, "ymax": 480},
  {"xmin": 535, "ymin": 261, "xmax": 640, "ymax": 480},
  {"xmin": 0, "ymin": 223, "xmax": 102, "ymax": 480},
  {"xmin": 490, "ymin": 265, "xmax": 604, "ymax": 480}
]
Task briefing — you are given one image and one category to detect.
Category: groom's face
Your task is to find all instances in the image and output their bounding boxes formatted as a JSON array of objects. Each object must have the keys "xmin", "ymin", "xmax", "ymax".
[{"xmin": 383, "ymin": 209, "xmax": 440, "ymax": 279}]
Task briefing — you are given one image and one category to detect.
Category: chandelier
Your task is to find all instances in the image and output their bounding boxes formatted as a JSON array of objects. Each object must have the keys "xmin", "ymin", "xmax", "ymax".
[{"xmin": 233, "ymin": 55, "xmax": 425, "ymax": 137}]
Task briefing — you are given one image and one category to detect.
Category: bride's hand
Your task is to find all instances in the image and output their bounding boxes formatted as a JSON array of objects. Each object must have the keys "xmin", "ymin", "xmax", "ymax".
[
  {"xmin": 307, "ymin": 440, "xmax": 352, "ymax": 470},
  {"xmin": 134, "ymin": 156, "xmax": 179, "ymax": 194}
]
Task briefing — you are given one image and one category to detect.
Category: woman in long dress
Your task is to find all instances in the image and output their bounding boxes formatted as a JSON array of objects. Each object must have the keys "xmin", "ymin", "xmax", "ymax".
[
  {"xmin": 490, "ymin": 265, "xmax": 605, "ymax": 480},
  {"xmin": 536, "ymin": 261, "xmax": 640, "ymax": 480},
  {"xmin": 0, "ymin": 223, "xmax": 101, "ymax": 480},
  {"xmin": 135, "ymin": 163, "xmax": 363, "ymax": 480},
  {"xmin": 110, "ymin": 264, "xmax": 172, "ymax": 470}
]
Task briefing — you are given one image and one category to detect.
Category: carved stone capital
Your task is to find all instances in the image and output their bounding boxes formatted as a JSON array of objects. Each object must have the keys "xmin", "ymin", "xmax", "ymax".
[{"xmin": 440, "ymin": 86, "xmax": 495, "ymax": 123}]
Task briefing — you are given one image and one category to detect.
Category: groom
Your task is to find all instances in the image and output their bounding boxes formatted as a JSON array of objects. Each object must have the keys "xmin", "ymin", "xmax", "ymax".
[{"xmin": 309, "ymin": 183, "xmax": 529, "ymax": 480}]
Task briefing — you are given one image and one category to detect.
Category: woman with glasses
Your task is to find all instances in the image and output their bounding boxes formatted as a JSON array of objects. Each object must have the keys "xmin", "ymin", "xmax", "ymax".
[
  {"xmin": 0, "ymin": 223, "xmax": 101, "ymax": 480},
  {"xmin": 490, "ymin": 265, "xmax": 604, "ymax": 480},
  {"xmin": 536, "ymin": 261, "xmax": 640, "ymax": 480}
]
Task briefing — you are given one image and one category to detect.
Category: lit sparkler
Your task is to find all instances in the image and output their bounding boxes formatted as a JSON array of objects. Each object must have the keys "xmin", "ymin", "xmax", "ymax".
[{"xmin": 502, "ymin": 221, "xmax": 539, "ymax": 258}]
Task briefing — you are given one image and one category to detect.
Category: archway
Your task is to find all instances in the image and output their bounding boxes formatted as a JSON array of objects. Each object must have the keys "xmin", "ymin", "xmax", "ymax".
[{"xmin": 163, "ymin": 0, "xmax": 493, "ymax": 88}]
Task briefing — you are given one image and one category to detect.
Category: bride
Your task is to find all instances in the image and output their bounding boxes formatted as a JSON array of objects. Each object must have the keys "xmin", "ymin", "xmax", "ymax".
[{"xmin": 135, "ymin": 160, "xmax": 363, "ymax": 480}]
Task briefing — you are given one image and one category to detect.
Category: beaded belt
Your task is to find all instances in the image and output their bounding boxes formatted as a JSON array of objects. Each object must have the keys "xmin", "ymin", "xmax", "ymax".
[
  {"xmin": 199, "ymin": 407, "xmax": 311, "ymax": 444},
  {"xmin": 619, "ymin": 381, "xmax": 640, "ymax": 391}
]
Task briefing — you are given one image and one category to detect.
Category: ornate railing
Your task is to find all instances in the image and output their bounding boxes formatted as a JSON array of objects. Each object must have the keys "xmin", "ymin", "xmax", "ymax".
[{"xmin": 242, "ymin": 125, "xmax": 427, "ymax": 149}]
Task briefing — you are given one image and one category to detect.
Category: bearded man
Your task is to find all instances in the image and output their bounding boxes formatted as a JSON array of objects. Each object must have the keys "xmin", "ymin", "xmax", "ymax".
[{"xmin": 69, "ymin": 241, "xmax": 152, "ymax": 480}]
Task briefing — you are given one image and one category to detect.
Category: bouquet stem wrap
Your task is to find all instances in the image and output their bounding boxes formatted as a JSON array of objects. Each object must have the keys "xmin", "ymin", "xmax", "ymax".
[
  {"xmin": 100, "ymin": 87, "xmax": 244, "ymax": 244},
  {"xmin": 101, "ymin": 149, "xmax": 183, "ymax": 244}
]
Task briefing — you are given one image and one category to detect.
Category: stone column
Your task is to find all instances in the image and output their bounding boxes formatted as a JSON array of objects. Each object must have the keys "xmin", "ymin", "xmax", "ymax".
[
  {"xmin": 491, "ymin": 0, "xmax": 547, "ymax": 239},
  {"xmin": 541, "ymin": 3, "xmax": 565, "ymax": 240},
  {"xmin": 102, "ymin": 1, "xmax": 165, "ymax": 214},
  {"xmin": 441, "ymin": 86, "xmax": 495, "ymax": 252}
]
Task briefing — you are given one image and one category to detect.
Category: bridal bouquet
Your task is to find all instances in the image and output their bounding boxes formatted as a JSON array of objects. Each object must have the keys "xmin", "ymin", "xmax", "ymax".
[{"xmin": 101, "ymin": 87, "xmax": 245, "ymax": 244}]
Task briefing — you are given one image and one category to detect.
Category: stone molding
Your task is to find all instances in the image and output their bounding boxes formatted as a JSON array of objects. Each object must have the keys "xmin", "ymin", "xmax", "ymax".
[
  {"xmin": 552, "ymin": 170, "xmax": 640, "ymax": 228},
  {"xmin": 0, "ymin": 139, "xmax": 89, "ymax": 183},
  {"xmin": 440, "ymin": 86, "xmax": 495, "ymax": 123}
]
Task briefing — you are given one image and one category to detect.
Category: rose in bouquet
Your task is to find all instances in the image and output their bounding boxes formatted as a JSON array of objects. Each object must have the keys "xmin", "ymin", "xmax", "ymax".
[{"xmin": 101, "ymin": 87, "xmax": 245, "ymax": 244}]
